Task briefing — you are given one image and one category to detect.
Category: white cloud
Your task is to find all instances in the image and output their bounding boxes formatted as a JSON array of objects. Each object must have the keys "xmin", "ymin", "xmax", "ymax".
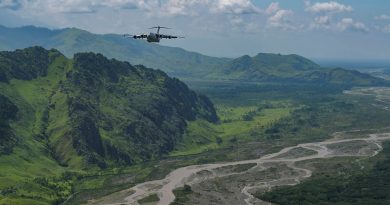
[
  {"xmin": 162, "ymin": 0, "xmax": 204, "ymax": 16},
  {"xmin": 4, "ymin": 0, "xmax": 262, "ymax": 16},
  {"xmin": 268, "ymin": 9, "xmax": 295, "ymax": 30},
  {"xmin": 265, "ymin": 2, "xmax": 280, "ymax": 15},
  {"xmin": 375, "ymin": 14, "xmax": 390, "ymax": 20},
  {"xmin": 212, "ymin": 0, "xmax": 261, "ymax": 15},
  {"xmin": 156, "ymin": 0, "xmax": 262, "ymax": 34},
  {"xmin": 336, "ymin": 18, "xmax": 368, "ymax": 32},
  {"xmin": 315, "ymin": 15, "xmax": 331, "ymax": 25},
  {"xmin": 305, "ymin": 1, "xmax": 352, "ymax": 13},
  {"xmin": 0, "ymin": 0, "xmax": 22, "ymax": 10},
  {"xmin": 3, "ymin": 0, "xmax": 157, "ymax": 13},
  {"xmin": 305, "ymin": 1, "xmax": 365, "ymax": 33},
  {"xmin": 310, "ymin": 16, "xmax": 370, "ymax": 33},
  {"xmin": 0, "ymin": 0, "xmax": 265, "ymax": 35},
  {"xmin": 227, "ymin": 15, "xmax": 261, "ymax": 33},
  {"xmin": 162, "ymin": 0, "xmax": 260, "ymax": 16},
  {"xmin": 382, "ymin": 24, "xmax": 390, "ymax": 33},
  {"xmin": 311, "ymin": 15, "xmax": 331, "ymax": 30},
  {"xmin": 264, "ymin": 2, "xmax": 295, "ymax": 30}
]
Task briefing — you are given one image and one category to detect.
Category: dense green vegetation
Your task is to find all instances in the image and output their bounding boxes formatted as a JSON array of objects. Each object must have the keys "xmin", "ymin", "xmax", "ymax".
[
  {"xmin": 0, "ymin": 46, "xmax": 52, "ymax": 82},
  {"xmin": 171, "ymin": 184, "xmax": 193, "ymax": 205},
  {"xmin": 62, "ymin": 52, "xmax": 217, "ymax": 167},
  {"xmin": 0, "ymin": 94, "xmax": 18, "ymax": 154},
  {"xmin": 177, "ymin": 80, "xmax": 390, "ymax": 162},
  {"xmin": 0, "ymin": 47, "xmax": 217, "ymax": 204},
  {"xmin": 170, "ymin": 104, "xmax": 293, "ymax": 156},
  {"xmin": 138, "ymin": 194, "xmax": 159, "ymax": 204},
  {"xmin": 258, "ymin": 142, "xmax": 390, "ymax": 205}
]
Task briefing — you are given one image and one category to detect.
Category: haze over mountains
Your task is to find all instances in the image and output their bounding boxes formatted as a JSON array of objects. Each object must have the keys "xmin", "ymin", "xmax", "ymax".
[
  {"xmin": 0, "ymin": 25, "xmax": 228, "ymax": 77},
  {"xmin": 0, "ymin": 25, "xmax": 387, "ymax": 86}
]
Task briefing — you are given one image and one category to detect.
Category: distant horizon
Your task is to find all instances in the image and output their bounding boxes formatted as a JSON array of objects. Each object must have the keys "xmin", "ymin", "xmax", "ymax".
[{"xmin": 313, "ymin": 58, "xmax": 390, "ymax": 68}]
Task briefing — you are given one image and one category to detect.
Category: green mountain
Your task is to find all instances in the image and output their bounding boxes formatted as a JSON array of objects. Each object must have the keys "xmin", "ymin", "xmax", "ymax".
[
  {"xmin": 0, "ymin": 47, "xmax": 217, "ymax": 204},
  {"xmin": 0, "ymin": 25, "xmax": 229, "ymax": 77},
  {"xmin": 216, "ymin": 53, "xmax": 321, "ymax": 80},
  {"xmin": 212, "ymin": 53, "xmax": 387, "ymax": 85},
  {"xmin": 0, "ymin": 25, "xmax": 386, "ymax": 86}
]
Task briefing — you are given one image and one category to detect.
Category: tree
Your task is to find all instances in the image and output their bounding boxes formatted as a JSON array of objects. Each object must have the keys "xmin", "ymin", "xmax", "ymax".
[
  {"xmin": 183, "ymin": 184, "xmax": 192, "ymax": 192},
  {"xmin": 216, "ymin": 137, "xmax": 223, "ymax": 145}
]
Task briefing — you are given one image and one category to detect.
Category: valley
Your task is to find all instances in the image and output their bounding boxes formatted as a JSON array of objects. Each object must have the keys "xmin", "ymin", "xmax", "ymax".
[
  {"xmin": 73, "ymin": 85, "xmax": 390, "ymax": 205},
  {"xmin": 1, "ymin": 46, "xmax": 389, "ymax": 205},
  {"xmin": 99, "ymin": 130, "xmax": 390, "ymax": 205},
  {"xmin": 0, "ymin": 33, "xmax": 389, "ymax": 205}
]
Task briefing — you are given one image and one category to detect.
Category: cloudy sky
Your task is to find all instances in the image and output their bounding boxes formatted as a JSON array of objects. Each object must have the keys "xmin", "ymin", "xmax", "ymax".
[{"xmin": 1, "ymin": 0, "xmax": 390, "ymax": 60}]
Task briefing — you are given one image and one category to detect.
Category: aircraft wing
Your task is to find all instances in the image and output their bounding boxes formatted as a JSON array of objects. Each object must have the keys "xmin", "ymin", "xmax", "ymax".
[
  {"xmin": 158, "ymin": 34, "xmax": 184, "ymax": 39},
  {"xmin": 123, "ymin": 34, "xmax": 148, "ymax": 39}
]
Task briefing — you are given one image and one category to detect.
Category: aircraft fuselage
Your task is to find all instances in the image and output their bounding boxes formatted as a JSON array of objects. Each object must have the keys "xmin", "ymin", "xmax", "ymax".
[{"xmin": 147, "ymin": 33, "xmax": 160, "ymax": 42}]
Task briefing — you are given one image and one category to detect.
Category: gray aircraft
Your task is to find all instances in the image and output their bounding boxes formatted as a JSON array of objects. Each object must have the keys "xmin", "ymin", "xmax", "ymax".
[{"xmin": 124, "ymin": 26, "xmax": 183, "ymax": 43}]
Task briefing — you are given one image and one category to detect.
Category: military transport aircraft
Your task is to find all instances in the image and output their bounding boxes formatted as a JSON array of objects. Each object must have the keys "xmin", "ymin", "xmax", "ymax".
[{"xmin": 124, "ymin": 26, "xmax": 184, "ymax": 43}]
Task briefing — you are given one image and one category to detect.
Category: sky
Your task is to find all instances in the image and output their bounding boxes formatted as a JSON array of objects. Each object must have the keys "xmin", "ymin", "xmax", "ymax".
[{"xmin": 0, "ymin": 0, "xmax": 390, "ymax": 61}]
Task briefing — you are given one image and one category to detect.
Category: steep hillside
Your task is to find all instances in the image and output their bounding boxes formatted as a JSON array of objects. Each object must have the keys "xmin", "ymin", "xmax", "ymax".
[
  {"xmin": 0, "ymin": 25, "xmax": 229, "ymax": 77},
  {"xmin": 214, "ymin": 53, "xmax": 388, "ymax": 85},
  {"xmin": 0, "ymin": 94, "xmax": 18, "ymax": 154},
  {"xmin": 0, "ymin": 47, "xmax": 217, "ymax": 204}
]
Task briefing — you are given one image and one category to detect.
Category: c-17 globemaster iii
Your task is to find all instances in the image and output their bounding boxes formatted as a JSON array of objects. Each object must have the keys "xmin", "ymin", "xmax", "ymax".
[{"xmin": 124, "ymin": 26, "xmax": 184, "ymax": 43}]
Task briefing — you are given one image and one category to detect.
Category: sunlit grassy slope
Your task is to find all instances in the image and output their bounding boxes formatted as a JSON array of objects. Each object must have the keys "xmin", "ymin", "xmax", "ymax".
[
  {"xmin": 170, "ymin": 102, "xmax": 294, "ymax": 156},
  {"xmin": 0, "ymin": 52, "xmax": 73, "ymax": 205}
]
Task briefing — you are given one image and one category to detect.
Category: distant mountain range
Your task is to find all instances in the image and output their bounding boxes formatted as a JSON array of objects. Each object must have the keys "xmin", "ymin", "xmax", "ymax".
[
  {"xmin": 0, "ymin": 25, "xmax": 387, "ymax": 86},
  {"xmin": 209, "ymin": 53, "xmax": 320, "ymax": 80},
  {"xmin": 210, "ymin": 53, "xmax": 387, "ymax": 85},
  {"xmin": 0, "ymin": 25, "xmax": 229, "ymax": 77}
]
